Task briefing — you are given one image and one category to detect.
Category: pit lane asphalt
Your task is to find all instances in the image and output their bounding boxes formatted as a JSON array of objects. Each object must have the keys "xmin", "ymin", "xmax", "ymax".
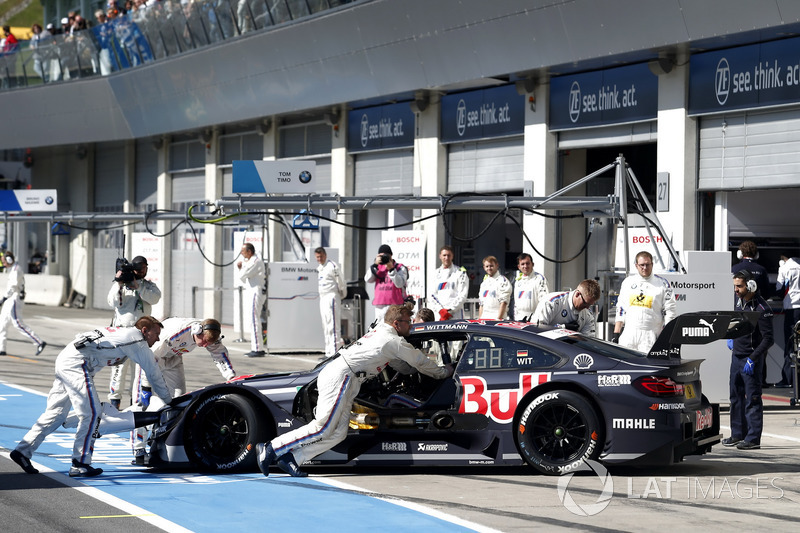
[{"xmin": 2, "ymin": 305, "xmax": 800, "ymax": 532}]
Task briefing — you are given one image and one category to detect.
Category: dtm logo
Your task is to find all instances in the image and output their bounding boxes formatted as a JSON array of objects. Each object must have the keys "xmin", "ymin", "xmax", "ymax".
[
  {"xmin": 360, "ymin": 114, "xmax": 370, "ymax": 147},
  {"xmin": 569, "ymin": 81, "xmax": 581, "ymax": 123},
  {"xmin": 456, "ymin": 99, "xmax": 467, "ymax": 136},
  {"xmin": 459, "ymin": 372, "xmax": 551, "ymax": 423},
  {"xmin": 716, "ymin": 57, "xmax": 731, "ymax": 105}
]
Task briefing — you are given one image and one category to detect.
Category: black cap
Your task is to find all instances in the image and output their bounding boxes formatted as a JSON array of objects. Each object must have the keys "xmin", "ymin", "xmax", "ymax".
[
  {"xmin": 378, "ymin": 244, "xmax": 393, "ymax": 255},
  {"xmin": 131, "ymin": 256, "xmax": 148, "ymax": 267}
]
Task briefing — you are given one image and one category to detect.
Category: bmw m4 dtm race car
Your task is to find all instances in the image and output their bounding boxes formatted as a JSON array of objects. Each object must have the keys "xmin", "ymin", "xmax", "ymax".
[{"xmin": 145, "ymin": 311, "xmax": 757, "ymax": 475}]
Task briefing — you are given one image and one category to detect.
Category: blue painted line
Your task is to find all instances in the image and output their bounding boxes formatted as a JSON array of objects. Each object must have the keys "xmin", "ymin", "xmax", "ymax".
[{"xmin": 0, "ymin": 382, "xmax": 475, "ymax": 532}]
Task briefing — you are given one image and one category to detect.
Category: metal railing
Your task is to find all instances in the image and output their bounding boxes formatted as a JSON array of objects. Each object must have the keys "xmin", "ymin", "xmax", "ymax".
[{"xmin": 0, "ymin": 0, "xmax": 355, "ymax": 91}]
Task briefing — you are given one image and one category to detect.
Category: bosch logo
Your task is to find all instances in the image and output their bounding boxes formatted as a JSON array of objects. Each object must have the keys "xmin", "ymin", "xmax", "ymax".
[
  {"xmin": 715, "ymin": 58, "xmax": 730, "ymax": 105},
  {"xmin": 569, "ymin": 81, "xmax": 581, "ymax": 123},
  {"xmin": 360, "ymin": 114, "xmax": 369, "ymax": 147},
  {"xmin": 298, "ymin": 170, "xmax": 312, "ymax": 184},
  {"xmin": 456, "ymin": 99, "xmax": 467, "ymax": 136}
]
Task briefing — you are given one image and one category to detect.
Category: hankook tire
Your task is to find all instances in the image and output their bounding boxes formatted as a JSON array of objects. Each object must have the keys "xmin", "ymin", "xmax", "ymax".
[
  {"xmin": 184, "ymin": 393, "xmax": 269, "ymax": 472},
  {"xmin": 514, "ymin": 390, "xmax": 603, "ymax": 475}
]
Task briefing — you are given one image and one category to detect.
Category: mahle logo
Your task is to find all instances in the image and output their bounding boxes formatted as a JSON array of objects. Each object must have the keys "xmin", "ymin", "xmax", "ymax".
[
  {"xmin": 557, "ymin": 459, "xmax": 614, "ymax": 516},
  {"xmin": 715, "ymin": 57, "xmax": 731, "ymax": 105},
  {"xmin": 569, "ymin": 81, "xmax": 581, "ymax": 123}
]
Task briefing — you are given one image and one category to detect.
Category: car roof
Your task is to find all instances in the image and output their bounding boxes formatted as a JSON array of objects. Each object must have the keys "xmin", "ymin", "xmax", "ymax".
[{"xmin": 409, "ymin": 319, "xmax": 553, "ymax": 341}]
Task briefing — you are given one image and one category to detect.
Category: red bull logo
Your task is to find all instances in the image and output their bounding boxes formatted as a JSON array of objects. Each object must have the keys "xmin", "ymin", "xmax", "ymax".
[{"xmin": 459, "ymin": 372, "xmax": 551, "ymax": 423}]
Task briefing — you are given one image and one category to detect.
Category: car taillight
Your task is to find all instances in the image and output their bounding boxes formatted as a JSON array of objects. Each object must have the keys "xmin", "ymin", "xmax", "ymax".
[{"xmin": 633, "ymin": 376, "xmax": 685, "ymax": 397}]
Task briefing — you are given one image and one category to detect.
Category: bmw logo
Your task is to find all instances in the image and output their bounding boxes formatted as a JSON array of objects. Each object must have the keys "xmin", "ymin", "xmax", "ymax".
[
  {"xmin": 45, "ymin": 196, "xmax": 54, "ymax": 205},
  {"xmin": 561, "ymin": 310, "xmax": 568, "ymax": 318},
  {"xmin": 299, "ymin": 171, "xmax": 312, "ymax": 184}
]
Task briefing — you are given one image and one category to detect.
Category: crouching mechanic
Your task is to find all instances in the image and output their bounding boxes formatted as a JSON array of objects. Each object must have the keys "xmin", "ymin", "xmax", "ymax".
[
  {"xmin": 130, "ymin": 317, "xmax": 235, "ymax": 464},
  {"xmin": 10, "ymin": 317, "xmax": 171, "ymax": 477},
  {"xmin": 255, "ymin": 305, "xmax": 453, "ymax": 477}
]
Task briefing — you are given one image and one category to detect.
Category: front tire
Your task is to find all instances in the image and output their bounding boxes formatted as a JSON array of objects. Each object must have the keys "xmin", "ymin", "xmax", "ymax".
[
  {"xmin": 514, "ymin": 390, "xmax": 603, "ymax": 475},
  {"xmin": 184, "ymin": 393, "xmax": 270, "ymax": 472}
]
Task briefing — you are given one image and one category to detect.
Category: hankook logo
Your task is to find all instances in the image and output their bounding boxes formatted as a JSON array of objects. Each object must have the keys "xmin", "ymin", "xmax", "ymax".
[
  {"xmin": 715, "ymin": 57, "xmax": 730, "ymax": 105},
  {"xmin": 569, "ymin": 81, "xmax": 581, "ymax": 123},
  {"xmin": 360, "ymin": 114, "xmax": 370, "ymax": 147},
  {"xmin": 456, "ymin": 99, "xmax": 467, "ymax": 136}
]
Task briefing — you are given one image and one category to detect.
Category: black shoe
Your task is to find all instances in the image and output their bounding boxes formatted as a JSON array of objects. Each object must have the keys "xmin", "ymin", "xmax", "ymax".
[
  {"xmin": 722, "ymin": 436, "xmax": 742, "ymax": 447},
  {"xmin": 35, "ymin": 342, "xmax": 46, "ymax": 356},
  {"xmin": 245, "ymin": 351, "xmax": 266, "ymax": 358},
  {"xmin": 736, "ymin": 440, "xmax": 760, "ymax": 450},
  {"xmin": 774, "ymin": 382, "xmax": 792, "ymax": 389},
  {"xmin": 276, "ymin": 453, "xmax": 307, "ymax": 477},
  {"xmin": 0, "ymin": 351, "xmax": 6, "ymax": 356},
  {"xmin": 131, "ymin": 454, "xmax": 146, "ymax": 466},
  {"xmin": 256, "ymin": 442, "xmax": 276, "ymax": 476},
  {"xmin": 10, "ymin": 450, "xmax": 39, "ymax": 474},
  {"xmin": 69, "ymin": 460, "xmax": 103, "ymax": 477}
]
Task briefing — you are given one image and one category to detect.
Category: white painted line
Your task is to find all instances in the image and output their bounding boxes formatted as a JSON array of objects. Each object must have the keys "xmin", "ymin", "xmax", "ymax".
[
  {"xmin": 317, "ymin": 477, "xmax": 504, "ymax": 533},
  {"xmin": 0, "ymin": 380, "xmax": 48, "ymax": 397},
  {"xmin": 1, "ymin": 451, "xmax": 190, "ymax": 533},
  {"xmin": 720, "ymin": 424, "xmax": 800, "ymax": 444}
]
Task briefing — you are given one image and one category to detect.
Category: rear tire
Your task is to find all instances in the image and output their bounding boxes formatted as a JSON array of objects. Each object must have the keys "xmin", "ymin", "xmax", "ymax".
[
  {"xmin": 184, "ymin": 393, "xmax": 270, "ymax": 472},
  {"xmin": 514, "ymin": 390, "xmax": 603, "ymax": 475}
]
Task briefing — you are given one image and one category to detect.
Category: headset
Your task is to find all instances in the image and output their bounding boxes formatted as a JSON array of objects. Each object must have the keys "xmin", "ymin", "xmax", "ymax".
[
  {"xmin": 736, "ymin": 270, "xmax": 758, "ymax": 293},
  {"xmin": 191, "ymin": 322, "xmax": 221, "ymax": 335},
  {"xmin": 3, "ymin": 252, "xmax": 14, "ymax": 265},
  {"xmin": 736, "ymin": 248, "xmax": 759, "ymax": 260}
]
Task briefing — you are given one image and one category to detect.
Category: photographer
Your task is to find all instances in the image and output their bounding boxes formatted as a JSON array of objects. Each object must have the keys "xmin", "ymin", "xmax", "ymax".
[
  {"xmin": 364, "ymin": 244, "xmax": 408, "ymax": 323},
  {"xmin": 107, "ymin": 256, "xmax": 161, "ymax": 408}
]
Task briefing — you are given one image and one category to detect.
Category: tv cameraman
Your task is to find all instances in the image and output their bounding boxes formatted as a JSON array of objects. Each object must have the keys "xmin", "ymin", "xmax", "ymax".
[{"xmin": 107, "ymin": 256, "xmax": 162, "ymax": 409}]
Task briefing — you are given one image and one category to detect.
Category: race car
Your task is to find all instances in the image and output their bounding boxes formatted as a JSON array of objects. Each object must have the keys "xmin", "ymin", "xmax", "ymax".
[{"xmin": 146, "ymin": 311, "xmax": 757, "ymax": 475}]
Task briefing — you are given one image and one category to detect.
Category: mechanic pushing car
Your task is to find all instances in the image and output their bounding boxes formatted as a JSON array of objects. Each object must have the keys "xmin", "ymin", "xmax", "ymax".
[
  {"xmin": 255, "ymin": 304, "xmax": 453, "ymax": 477},
  {"xmin": 10, "ymin": 316, "xmax": 171, "ymax": 477},
  {"xmin": 129, "ymin": 317, "xmax": 235, "ymax": 465}
]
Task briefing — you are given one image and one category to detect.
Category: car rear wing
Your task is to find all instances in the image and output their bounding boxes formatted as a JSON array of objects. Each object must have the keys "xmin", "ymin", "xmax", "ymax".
[{"xmin": 647, "ymin": 311, "xmax": 760, "ymax": 360}]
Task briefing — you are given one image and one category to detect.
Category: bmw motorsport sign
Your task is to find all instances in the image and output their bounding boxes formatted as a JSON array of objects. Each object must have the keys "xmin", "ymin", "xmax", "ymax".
[
  {"xmin": 0, "ymin": 190, "xmax": 58, "ymax": 211},
  {"xmin": 232, "ymin": 160, "xmax": 317, "ymax": 194}
]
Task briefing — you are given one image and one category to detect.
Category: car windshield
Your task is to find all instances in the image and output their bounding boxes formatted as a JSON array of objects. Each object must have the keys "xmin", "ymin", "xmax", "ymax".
[{"xmin": 552, "ymin": 333, "xmax": 650, "ymax": 361}]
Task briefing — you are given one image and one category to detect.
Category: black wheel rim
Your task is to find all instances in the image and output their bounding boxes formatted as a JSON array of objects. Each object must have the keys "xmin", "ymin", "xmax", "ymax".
[
  {"xmin": 527, "ymin": 403, "xmax": 589, "ymax": 463},
  {"xmin": 195, "ymin": 401, "xmax": 250, "ymax": 461}
]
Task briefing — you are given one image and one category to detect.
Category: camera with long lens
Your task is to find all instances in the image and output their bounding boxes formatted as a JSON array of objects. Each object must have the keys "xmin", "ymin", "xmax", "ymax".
[{"xmin": 114, "ymin": 257, "xmax": 135, "ymax": 283}]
